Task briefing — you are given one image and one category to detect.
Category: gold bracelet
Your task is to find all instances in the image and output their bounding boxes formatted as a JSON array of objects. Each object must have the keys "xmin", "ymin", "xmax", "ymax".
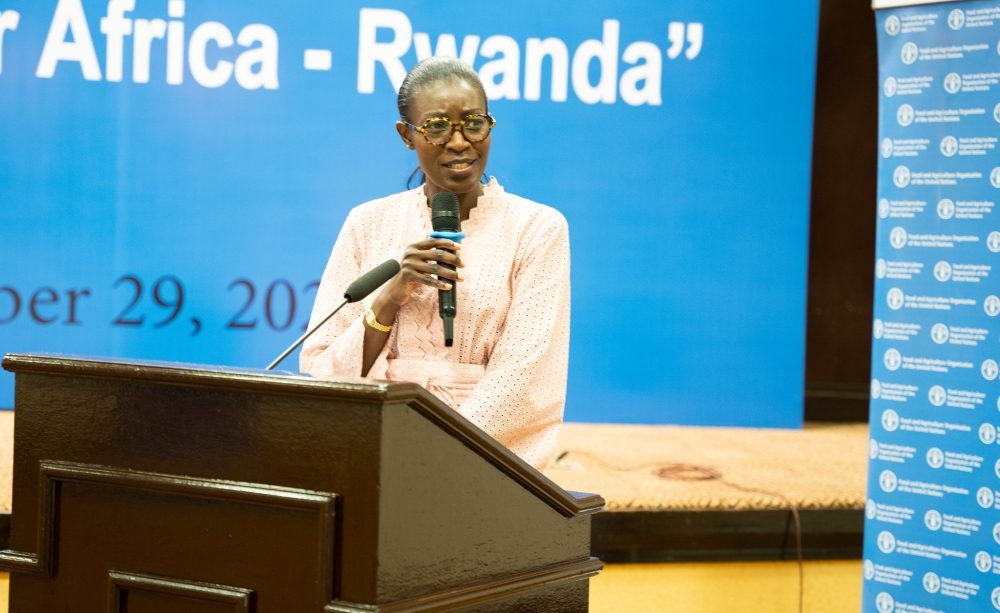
[{"xmin": 365, "ymin": 307, "xmax": 392, "ymax": 332}]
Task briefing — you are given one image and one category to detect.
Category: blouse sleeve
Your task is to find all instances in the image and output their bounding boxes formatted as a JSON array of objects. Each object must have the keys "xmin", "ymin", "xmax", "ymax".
[
  {"xmin": 458, "ymin": 210, "xmax": 571, "ymax": 471},
  {"xmin": 299, "ymin": 209, "xmax": 371, "ymax": 377}
]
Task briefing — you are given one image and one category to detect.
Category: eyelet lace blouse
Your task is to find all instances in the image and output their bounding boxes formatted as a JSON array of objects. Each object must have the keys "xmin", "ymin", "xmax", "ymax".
[{"xmin": 300, "ymin": 179, "xmax": 570, "ymax": 471}]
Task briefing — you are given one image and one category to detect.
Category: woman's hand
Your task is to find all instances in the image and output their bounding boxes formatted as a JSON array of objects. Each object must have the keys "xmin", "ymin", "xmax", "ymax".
[
  {"xmin": 361, "ymin": 238, "xmax": 463, "ymax": 376},
  {"xmin": 371, "ymin": 238, "xmax": 464, "ymax": 323}
]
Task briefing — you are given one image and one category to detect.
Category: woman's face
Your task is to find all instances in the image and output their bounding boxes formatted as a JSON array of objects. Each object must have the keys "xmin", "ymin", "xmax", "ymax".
[{"xmin": 396, "ymin": 79, "xmax": 491, "ymax": 196}]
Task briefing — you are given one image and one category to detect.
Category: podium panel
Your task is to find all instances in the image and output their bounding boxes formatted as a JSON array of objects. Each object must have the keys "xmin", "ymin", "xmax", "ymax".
[{"xmin": 0, "ymin": 354, "xmax": 602, "ymax": 612}]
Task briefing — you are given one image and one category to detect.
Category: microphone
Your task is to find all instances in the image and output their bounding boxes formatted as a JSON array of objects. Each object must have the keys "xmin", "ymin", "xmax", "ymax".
[
  {"xmin": 265, "ymin": 259, "xmax": 401, "ymax": 370},
  {"xmin": 430, "ymin": 192, "xmax": 464, "ymax": 347}
]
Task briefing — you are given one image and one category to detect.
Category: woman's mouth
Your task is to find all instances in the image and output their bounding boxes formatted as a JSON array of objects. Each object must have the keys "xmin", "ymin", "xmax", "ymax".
[{"xmin": 444, "ymin": 159, "xmax": 476, "ymax": 174}]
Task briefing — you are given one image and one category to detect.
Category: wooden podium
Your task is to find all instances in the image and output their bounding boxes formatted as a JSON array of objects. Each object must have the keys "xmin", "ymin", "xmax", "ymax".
[{"xmin": 0, "ymin": 354, "xmax": 603, "ymax": 612}]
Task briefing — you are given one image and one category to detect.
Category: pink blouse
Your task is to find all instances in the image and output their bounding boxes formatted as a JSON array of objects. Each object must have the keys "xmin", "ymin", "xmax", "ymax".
[{"xmin": 300, "ymin": 179, "xmax": 570, "ymax": 471}]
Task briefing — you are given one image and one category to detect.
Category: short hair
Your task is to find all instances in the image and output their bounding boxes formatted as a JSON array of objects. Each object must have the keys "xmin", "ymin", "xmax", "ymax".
[{"xmin": 397, "ymin": 57, "xmax": 488, "ymax": 123}]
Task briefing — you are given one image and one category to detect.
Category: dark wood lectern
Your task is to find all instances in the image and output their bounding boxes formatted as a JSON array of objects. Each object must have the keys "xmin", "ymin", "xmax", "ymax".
[{"xmin": 0, "ymin": 354, "xmax": 603, "ymax": 612}]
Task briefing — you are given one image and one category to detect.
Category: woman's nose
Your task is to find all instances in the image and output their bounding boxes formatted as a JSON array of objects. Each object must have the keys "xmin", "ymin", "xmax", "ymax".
[{"xmin": 445, "ymin": 128, "xmax": 471, "ymax": 151}]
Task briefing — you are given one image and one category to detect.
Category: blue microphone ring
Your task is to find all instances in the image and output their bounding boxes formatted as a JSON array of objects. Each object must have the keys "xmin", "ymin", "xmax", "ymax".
[{"xmin": 429, "ymin": 231, "xmax": 466, "ymax": 244}]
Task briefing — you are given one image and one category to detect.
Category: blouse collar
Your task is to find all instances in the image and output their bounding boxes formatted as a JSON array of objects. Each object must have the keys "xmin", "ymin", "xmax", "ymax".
[{"xmin": 415, "ymin": 177, "xmax": 503, "ymax": 230}]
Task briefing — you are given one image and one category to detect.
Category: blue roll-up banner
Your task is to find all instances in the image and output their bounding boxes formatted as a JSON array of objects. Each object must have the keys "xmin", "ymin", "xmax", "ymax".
[
  {"xmin": 0, "ymin": 0, "xmax": 819, "ymax": 426},
  {"xmin": 866, "ymin": 1, "xmax": 1000, "ymax": 611}
]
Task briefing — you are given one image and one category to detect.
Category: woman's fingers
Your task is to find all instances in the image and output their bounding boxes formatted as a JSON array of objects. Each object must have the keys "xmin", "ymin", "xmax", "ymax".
[
  {"xmin": 410, "ymin": 238, "xmax": 462, "ymax": 253},
  {"xmin": 397, "ymin": 239, "xmax": 464, "ymax": 291},
  {"xmin": 410, "ymin": 259, "xmax": 462, "ymax": 282},
  {"xmin": 426, "ymin": 247, "xmax": 463, "ymax": 268},
  {"xmin": 402, "ymin": 268, "xmax": 452, "ymax": 290},
  {"xmin": 402, "ymin": 246, "xmax": 463, "ymax": 268}
]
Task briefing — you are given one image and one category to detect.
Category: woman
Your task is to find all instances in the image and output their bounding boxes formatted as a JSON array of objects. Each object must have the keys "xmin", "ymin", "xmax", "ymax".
[{"xmin": 300, "ymin": 57, "xmax": 569, "ymax": 471}]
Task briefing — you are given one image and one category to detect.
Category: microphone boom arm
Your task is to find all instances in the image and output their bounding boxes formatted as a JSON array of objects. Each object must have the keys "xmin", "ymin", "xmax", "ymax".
[
  {"xmin": 265, "ymin": 297, "xmax": 348, "ymax": 371},
  {"xmin": 264, "ymin": 259, "xmax": 400, "ymax": 371}
]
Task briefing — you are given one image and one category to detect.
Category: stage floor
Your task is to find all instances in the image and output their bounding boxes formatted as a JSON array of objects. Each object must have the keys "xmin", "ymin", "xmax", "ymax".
[
  {"xmin": 548, "ymin": 421, "xmax": 869, "ymax": 562},
  {"xmin": 548, "ymin": 422, "xmax": 868, "ymax": 512}
]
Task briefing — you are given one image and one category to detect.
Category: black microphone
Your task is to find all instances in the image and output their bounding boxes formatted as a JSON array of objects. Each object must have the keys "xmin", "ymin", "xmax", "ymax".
[
  {"xmin": 430, "ymin": 192, "xmax": 461, "ymax": 346},
  {"xmin": 265, "ymin": 259, "xmax": 401, "ymax": 370}
]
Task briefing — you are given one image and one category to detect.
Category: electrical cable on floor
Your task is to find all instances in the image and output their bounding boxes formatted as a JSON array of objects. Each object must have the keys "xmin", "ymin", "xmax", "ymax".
[{"xmin": 555, "ymin": 450, "xmax": 804, "ymax": 613}]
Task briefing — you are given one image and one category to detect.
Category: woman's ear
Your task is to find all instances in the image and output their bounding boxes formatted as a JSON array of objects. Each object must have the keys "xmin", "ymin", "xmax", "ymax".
[{"xmin": 395, "ymin": 121, "xmax": 415, "ymax": 150}]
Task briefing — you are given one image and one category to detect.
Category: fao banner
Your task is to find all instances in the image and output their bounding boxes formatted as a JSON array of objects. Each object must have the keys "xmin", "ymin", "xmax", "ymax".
[{"xmin": 866, "ymin": 1, "xmax": 1000, "ymax": 611}]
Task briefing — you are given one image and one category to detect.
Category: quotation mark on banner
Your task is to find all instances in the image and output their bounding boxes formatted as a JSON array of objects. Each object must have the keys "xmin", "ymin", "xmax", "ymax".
[
  {"xmin": 667, "ymin": 22, "xmax": 703, "ymax": 60},
  {"xmin": 0, "ymin": 9, "xmax": 19, "ymax": 75}
]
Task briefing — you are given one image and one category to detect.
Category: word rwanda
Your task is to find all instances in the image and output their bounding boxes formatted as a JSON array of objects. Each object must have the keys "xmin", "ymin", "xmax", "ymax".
[{"xmin": 356, "ymin": 8, "xmax": 703, "ymax": 106}]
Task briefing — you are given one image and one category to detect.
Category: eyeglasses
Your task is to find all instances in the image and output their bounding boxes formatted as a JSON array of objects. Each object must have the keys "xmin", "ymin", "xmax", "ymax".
[{"xmin": 405, "ymin": 113, "xmax": 496, "ymax": 146}]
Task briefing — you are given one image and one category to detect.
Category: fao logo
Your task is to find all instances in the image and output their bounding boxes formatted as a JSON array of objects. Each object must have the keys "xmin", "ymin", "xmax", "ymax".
[
  {"xmin": 928, "ymin": 385, "xmax": 947, "ymax": 406},
  {"xmin": 992, "ymin": 167, "xmax": 1000, "ymax": 188},
  {"xmin": 876, "ymin": 259, "xmax": 887, "ymax": 279},
  {"xmin": 981, "ymin": 422, "xmax": 997, "ymax": 444},
  {"xmin": 944, "ymin": 72, "xmax": 961, "ymax": 94},
  {"xmin": 926, "ymin": 446, "xmax": 945, "ymax": 467},
  {"xmin": 996, "ymin": 457, "xmax": 1000, "ymax": 478},
  {"xmin": 976, "ymin": 550, "xmax": 993, "ymax": 573},
  {"xmin": 993, "ymin": 586, "xmax": 1000, "ymax": 610},
  {"xmin": 988, "ymin": 231, "xmax": 1000, "ymax": 252},
  {"xmin": 882, "ymin": 138, "xmax": 894, "ymax": 158},
  {"xmin": 879, "ymin": 198, "xmax": 890, "ymax": 219},
  {"xmin": 876, "ymin": 591, "xmax": 894, "ymax": 613},
  {"xmin": 887, "ymin": 288, "xmax": 904, "ymax": 310},
  {"xmin": 922, "ymin": 571, "xmax": 941, "ymax": 594},
  {"xmin": 897, "ymin": 104, "xmax": 914, "ymax": 126},
  {"xmin": 984, "ymin": 359, "xmax": 1000, "ymax": 380},
  {"xmin": 931, "ymin": 323, "xmax": 949, "ymax": 343},
  {"xmin": 980, "ymin": 486, "xmax": 996, "ymax": 508},
  {"xmin": 985, "ymin": 295, "xmax": 1000, "ymax": 316},
  {"xmin": 874, "ymin": 319, "xmax": 884, "ymax": 339},
  {"xmin": 893, "ymin": 166, "xmax": 910, "ymax": 188},
  {"xmin": 866, "ymin": 499, "xmax": 877, "ymax": 519},
  {"xmin": 882, "ymin": 409, "xmax": 899, "ymax": 431},
  {"xmin": 864, "ymin": 559, "xmax": 875, "ymax": 580},
  {"xmin": 879, "ymin": 469, "xmax": 898, "ymax": 492},
  {"xmin": 933, "ymin": 261, "xmax": 952, "ymax": 281},
  {"xmin": 995, "ymin": 522, "xmax": 1000, "ymax": 545},
  {"xmin": 884, "ymin": 348, "xmax": 902, "ymax": 371},
  {"xmin": 901, "ymin": 42, "xmax": 918, "ymax": 64},
  {"xmin": 995, "ymin": 102, "xmax": 1000, "ymax": 123},
  {"xmin": 948, "ymin": 8, "xmax": 965, "ymax": 30},
  {"xmin": 940, "ymin": 135, "xmax": 958, "ymax": 157},
  {"xmin": 890, "ymin": 226, "xmax": 907, "ymax": 248},
  {"xmin": 937, "ymin": 198, "xmax": 955, "ymax": 219},
  {"xmin": 884, "ymin": 77, "xmax": 897, "ymax": 97},
  {"xmin": 885, "ymin": 15, "xmax": 901, "ymax": 36},
  {"xmin": 869, "ymin": 438, "xmax": 880, "ymax": 459},
  {"xmin": 877, "ymin": 531, "xmax": 896, "ymax": 554},
  {"xmin": 872, "ymin": 378, "xmax": 882, "ymax": 399},
  {"xmin": 882, "ymin": 409, "xmax": 900, "ymax": 430}
]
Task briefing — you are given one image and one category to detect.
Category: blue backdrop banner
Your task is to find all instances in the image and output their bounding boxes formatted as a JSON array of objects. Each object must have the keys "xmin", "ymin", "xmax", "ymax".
[
  {"xmin": 0, "ymin": 0, "xmax": 819, "ymax": 426},
  {"xmin": 865, "ymin": 1, "xmax": 1000, "ymax": 611}
]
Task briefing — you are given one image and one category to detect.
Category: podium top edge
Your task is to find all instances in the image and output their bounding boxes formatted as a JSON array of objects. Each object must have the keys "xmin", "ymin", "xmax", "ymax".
[
  {"xmin": 873, "ymin": 0, "xmax": 960, "ymax": 10},
  {"xmin": 1, "ymin": 352, "xmax": 410, "ymax": 401}
]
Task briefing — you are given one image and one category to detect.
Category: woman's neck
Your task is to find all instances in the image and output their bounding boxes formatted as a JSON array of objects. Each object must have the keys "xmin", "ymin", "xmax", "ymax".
[{"xmin": 424, "ymin": 180, "xmax": 484, "ymax": 222}]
